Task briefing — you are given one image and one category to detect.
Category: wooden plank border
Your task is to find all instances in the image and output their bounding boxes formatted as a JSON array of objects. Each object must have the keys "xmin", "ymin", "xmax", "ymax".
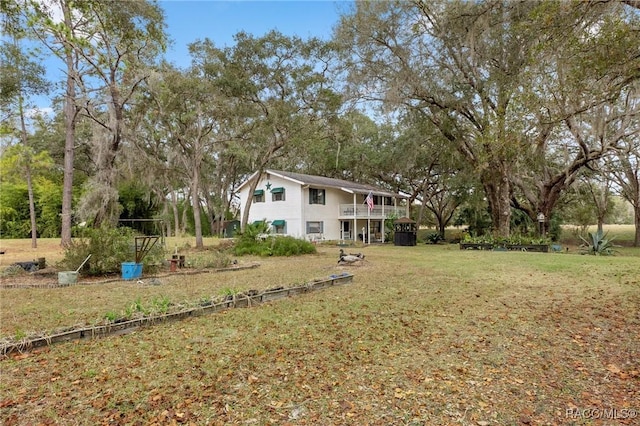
[{"xmin": 1, "ymin": 273, "xmax": 353, "ymax": 356}]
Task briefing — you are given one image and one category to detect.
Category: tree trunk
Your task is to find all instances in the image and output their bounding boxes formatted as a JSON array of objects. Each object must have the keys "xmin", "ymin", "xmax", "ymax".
[
  {"xmin": 415, "ymin": 180, "xmax": 431, "ymax": 227},
  {"xmin": 25, "ymin": 164, "xmax": 37, "ymax": 246},
  {"xmin": 170, "ymin": 191, "xmax": 179, "ymax": 237},
  {"xmin": 241, "ymin": 172, "xmax": 262, "ymax": 231},
  {"xmin": 60, "ymin": 4, "xmax": 77, "ymax": 247},
  {"xmin": 635, "ymin": 204, "xmax": 640, "ymax": 247},
  {"xmin": 180, "ymin": 189, "xmax": 190, "ymax": 236},
  {"xmin": 18, "ymin": 100, "xmax": 37, "ymax": 248},
  {"xmin": 483, "ymin": 167, "xmax": 512, "ymax": 237},
  {"xmin": 92, "ymin": 86, "xmax": 124, "ymax": 228},
  {"xmin": 191, "ymin": 168, "xmax": 204, "ymax": 249}
]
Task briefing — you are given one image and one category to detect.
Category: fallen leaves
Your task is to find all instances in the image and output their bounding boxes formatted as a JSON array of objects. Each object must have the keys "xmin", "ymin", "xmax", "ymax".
[{"xmin": 1, "ymin": 249, "xmax": 639, "ymax": 425}]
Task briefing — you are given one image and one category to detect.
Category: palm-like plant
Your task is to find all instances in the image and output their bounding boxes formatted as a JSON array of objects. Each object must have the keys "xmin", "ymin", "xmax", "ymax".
[{"xmin": 579, "ymin": 230, "xmax": 618, "ymax": 256}]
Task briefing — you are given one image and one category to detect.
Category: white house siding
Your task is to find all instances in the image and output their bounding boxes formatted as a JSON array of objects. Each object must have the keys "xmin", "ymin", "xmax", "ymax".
[
  {"xmin": 302, "ymin": 186, "xmax": 351, "ymax": 240},
  {"xmin": 237, "ymin": 169, "xmax": 410, "ymax": 242},
  {"xmin": 240, "ymin": 174, "xmax": 305, "ymax": 237},
  {"xmin": 239, "ymin": 176, "xmax": 358, "ymax": 240}
]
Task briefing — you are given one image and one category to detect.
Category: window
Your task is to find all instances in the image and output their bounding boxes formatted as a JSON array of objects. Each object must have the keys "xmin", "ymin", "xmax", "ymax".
[
  {"xmin": 309, "ymin": 188, "xmax": 325, "ymax": 205},
  {"xmin": 271, "ymin": 187, "xmax": 285, "ymax": 201},
  {"xmin": 306, "ymin": 221, "xmax": 323, "ymax": 234},
  {"xmin": 253, "ymin": 189, "xmax": 264, "ymax": 203},
  {"xmin": 271, "ymin": 219, "xmax": 286, "ymax": 234}
]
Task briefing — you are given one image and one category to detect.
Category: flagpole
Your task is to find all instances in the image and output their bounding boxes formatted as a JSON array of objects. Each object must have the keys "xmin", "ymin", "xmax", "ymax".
[{"xmin": 365, "ymin": 191, "xmax": 374, "ymax": 245}]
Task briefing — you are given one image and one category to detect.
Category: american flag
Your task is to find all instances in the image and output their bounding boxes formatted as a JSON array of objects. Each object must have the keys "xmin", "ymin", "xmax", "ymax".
[{"xmin": 365, "ymin": 191, "xmax": 374, "ymax": 212}]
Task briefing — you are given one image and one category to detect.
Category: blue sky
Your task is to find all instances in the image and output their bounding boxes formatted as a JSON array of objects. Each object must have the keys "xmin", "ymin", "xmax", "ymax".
[{"xmin": 161, "ymin": 1, "xmax": 350, "ymax": 67}]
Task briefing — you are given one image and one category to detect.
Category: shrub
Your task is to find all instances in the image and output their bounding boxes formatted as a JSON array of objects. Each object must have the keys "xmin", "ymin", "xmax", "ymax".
[
  {"xmin": 232, "ymin": 222, "xmax": 316, "ymax": 256},
  {"xmin": 461, "ymin": 234, "xmax": 551, "ymax": 246},
  {"xmin": 270, "ymin": 236, "xmax": 317, "ymax": 256},
  {"xmin": 61, "ymin": 226, "xmax": 165, "ymax": 275}
]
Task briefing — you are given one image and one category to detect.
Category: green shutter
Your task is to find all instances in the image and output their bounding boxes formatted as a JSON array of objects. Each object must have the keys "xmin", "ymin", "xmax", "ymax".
[
  {"xmin": 253, "ymin": 189, "xmax": 264, "ymax": 196},
  {"xmin": 271, "ymin": 220, "xmax": 286, "ymax": 226},
  {"xmin": 271, "ymin": 187, "xmax": 284, "ymax": 194}
]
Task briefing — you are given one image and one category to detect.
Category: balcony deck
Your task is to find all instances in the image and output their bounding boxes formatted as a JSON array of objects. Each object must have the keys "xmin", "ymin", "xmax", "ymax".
[{"xmin": 338, "ymin": 204, "xmax": 405, "ymax": 219}]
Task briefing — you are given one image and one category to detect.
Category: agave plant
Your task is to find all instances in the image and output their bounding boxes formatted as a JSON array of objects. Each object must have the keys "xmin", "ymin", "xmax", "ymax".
[{"xmin": 579, "ymin": 230, "xmax": 618, "ymax": 256}]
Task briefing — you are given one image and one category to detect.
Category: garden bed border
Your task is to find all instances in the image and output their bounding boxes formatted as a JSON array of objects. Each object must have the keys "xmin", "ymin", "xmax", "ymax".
[
  {"xmin": 1, "ymin": 272, "xmax": 353, "ymax": 356},
  {"xmin": 0, "ymin": 263, "xmax": 261, "ymax": 289}
]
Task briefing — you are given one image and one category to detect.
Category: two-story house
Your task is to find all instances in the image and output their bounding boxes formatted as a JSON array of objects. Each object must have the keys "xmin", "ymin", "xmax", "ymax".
[{"xmin": 237, "ymin": 169, "xmax": 410, "ymax": 243}]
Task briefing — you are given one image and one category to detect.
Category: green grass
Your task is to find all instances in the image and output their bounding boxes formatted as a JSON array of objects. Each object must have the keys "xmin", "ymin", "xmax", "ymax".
[{"xmin": 1, "ymin": 242, "xmax": 639, "ymax": 425}]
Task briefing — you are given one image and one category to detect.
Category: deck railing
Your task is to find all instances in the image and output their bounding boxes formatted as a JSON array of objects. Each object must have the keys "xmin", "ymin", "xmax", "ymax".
[{"xmin": 339, "ymin": 204, "xmax": 405, "ymax": 218}]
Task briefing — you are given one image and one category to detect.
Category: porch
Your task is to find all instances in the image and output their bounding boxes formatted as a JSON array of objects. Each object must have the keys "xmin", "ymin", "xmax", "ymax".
[
  {"xmin": 338, "ymin": 218, "xmax": 386, "ymax": 243},
  {"xmin": 338, "ymin": 204, "xmax": 406, "ymax": 219}
]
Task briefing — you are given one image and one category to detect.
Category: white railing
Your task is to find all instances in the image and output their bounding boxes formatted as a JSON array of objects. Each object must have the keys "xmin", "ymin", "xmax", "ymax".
[{"xmin": 339, "ymin": 204, "xmax": 405, "ymax": 218}]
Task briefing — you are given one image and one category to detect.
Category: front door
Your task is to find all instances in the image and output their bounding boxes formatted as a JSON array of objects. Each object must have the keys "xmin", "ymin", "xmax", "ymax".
[{"xmin": 340, "ymin": 221, "xmax": 351, "ymax": 240}]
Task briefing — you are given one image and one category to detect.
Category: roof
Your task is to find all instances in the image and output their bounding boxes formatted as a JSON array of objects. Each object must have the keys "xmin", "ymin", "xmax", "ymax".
[
  {"xmin": 239, "ymin": 169, "xmax": 408, "ymax": 199},
  {"xmin": 394, "ymin": 217, "xmax": 416, "ymax": 223}
]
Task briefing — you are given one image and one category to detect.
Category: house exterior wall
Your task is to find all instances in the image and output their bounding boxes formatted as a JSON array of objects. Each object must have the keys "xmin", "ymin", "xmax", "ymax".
[
  {"xmin": 239, "ymin": 174, "xmax": 305, "ymax": 237},
  {"xmin": 239, "ymin": 175, "xmax": 361, "ymax": 240},
  {"xmin": 302, "ymin": 186, "xmax": 355, "ymax": 240},
  {"xmin": 237, "ymin": 171, "xmax": 408, "ymax": 241}
]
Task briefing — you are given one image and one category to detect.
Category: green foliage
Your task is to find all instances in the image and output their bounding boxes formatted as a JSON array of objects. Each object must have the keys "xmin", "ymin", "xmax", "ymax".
[
  {"xmin": 61, "ymin": 226, "xmax": 165, "ymax": 275},
  {"xmin": 106, "ymin": 295, "xmax": 173, "ymax": 323},
  {"xmin": 547, "ymin": 214, "xmax": 563, "ymax": 242},
  {"xmin": 270, "ymin": 236, "xmax": 317, "ymax": 256},
  {"xmin": 0, "ymin": 183, "xmax": 31, "ymax": 237},
  {"xmin": 579, "ymin": 230, "xmax": 618, "ymax": 256},
  {"xmin": 104, "ymin": 311, "xmax": 118, "ymax": 322},
  {"xmin": 219, "ymin": 287, "xmax": 237, "ymax": 297},
  {"xmin": 233, "ymin": 222, "xmax": 316, "ymax": 256},
  {"xmin": 0, "ymin": 179, "xmax": 63, "ymax": 238},
  {"xmin": 0, "ymin": 145, "xmax": 60, "ymax": 238},
  {"xmin": 35, "ymin": 178, "xmax": 62, "ymax": 237},
  {"xmin": 425, "ymin": 232, "xmax": 444, "ymax": 244},
  {"xmin": 117, "ymin": 180, "xmax": 161, "ymax": 234},
  {"xmin": 233, "ymin": 221, "xmax": 269, "ymax": 255},
  {"xmin": 384, "ymin": 211, "xmax": 399, "ymax": 243},
  {"xmin": 462, "ymin": 234, "xmax": 551, "ymax": 246},
  {"xmin": 454, "ymin": 205, "xmax": 492, "ymax": 237},
  {"xmin": 13, "ymin": 329, "xmax": 27, "ymax": 341},
  {"xmin": 150, "ymin": 296, "xmax": 172, "ymax": 314}
]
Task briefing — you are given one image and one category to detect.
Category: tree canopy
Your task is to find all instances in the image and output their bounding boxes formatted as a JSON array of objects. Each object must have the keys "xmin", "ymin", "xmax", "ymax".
[{"xmin": 2, "ymin": 0, "xmax": 639, "ymax": 243}]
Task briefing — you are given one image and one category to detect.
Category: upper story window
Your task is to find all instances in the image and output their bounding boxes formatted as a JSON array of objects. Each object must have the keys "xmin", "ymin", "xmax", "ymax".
[
  {"xmin": 271, "ymin": 187, "xmax": 285, "ymax": 201},
  {"xmin": 253, "ymin": 189, "xmax": 265, "ymax": 203},
  {"xmin": 309, "ymin": 188, "xmax": 325, "ymax": 205}
]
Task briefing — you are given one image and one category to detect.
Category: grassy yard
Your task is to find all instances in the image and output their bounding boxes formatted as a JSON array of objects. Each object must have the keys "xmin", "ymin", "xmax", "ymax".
[{"xmin": 1, "ymin": 236, "xmax": 639, "ymax": 425}]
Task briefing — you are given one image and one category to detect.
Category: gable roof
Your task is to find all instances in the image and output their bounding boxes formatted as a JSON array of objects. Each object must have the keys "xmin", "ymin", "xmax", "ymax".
[{"xmin": 239, "ymin": 169, "xmax": 408, "ymax": 199}]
